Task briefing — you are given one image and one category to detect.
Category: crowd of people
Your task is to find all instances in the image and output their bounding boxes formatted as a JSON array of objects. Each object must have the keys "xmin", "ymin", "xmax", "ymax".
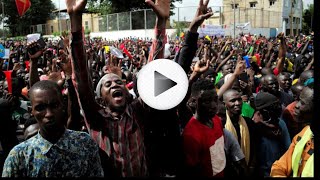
[{"xmin": 0, "ymin": 0, "xmax": 315, "ymax": 177}]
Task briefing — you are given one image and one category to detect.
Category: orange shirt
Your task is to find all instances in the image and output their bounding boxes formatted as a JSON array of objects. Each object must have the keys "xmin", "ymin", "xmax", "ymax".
[{"xmin": 270, "ymin": 126, "xmax": 313, "ymax": 177}]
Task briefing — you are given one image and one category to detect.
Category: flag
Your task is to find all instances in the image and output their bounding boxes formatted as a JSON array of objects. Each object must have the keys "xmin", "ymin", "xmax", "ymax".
[
  {"xmin": 205, "ymin": 35, "xmax": 212, "ymax": 42},
  {"xmin": 4, "ymin": 71, "xmax": 12, "ymax": 93},
  {"xmin": 15, "ymin": 0, "xmax": 31, "ymax": 17},
  {"xmin": 120, "ymin": 44, "xmax": 133, "ymax": 60},
  {"xmin": 104, "ymin": 46, "xmax": 110, "ymax": 53},
  {"xmin": 180, "ymin": 32, "xmax": 185, "ymax": 38}
]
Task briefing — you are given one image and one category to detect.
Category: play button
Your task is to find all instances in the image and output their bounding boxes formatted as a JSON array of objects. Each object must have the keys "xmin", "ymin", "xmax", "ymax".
[
  {"xmin": 154, "ymin": 71, "xmax": 177, "ymax": 97},
  {"xmin": 137, "ymin": 59, "xmax": 189, "ymax": 110}
]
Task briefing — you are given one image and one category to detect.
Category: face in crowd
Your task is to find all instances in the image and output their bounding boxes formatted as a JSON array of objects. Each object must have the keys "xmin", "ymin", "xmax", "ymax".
[
  {"xmin": 294, "ymin": 87, "xmax": 313, "ymax": 123},
  {"xmin": 262, "ymin": 74, "xmax": 279, "ymax": 96},
  {"xmin": 29, "ymin": 81, "xmax": 66, "ymax": 136},
  {"xmin": 278, "ymin": 72, "xmax": 292, "ymax": 92},
  {"xmin": 223, "ymin": 89, "xmax": 243, "ymax": 117},
  {"xmin": 100, "ymin": 73, "xmax": 130, "ymax": 110}
]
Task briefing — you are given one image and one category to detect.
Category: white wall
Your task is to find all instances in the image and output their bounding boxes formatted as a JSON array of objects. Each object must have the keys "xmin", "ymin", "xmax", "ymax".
[
  {"xmin": 90, "ymin": 27, "xmax": 281, "ymax": 40},
  {"xmin": 90, "ymin": 29, "xmax": 178, "ymax": 41}
]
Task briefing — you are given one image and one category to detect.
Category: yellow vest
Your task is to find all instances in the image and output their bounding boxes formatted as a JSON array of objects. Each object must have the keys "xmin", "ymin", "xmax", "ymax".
[{"xmin": 291, "ymin": 126, "xmax": 314, "ymax": 177}]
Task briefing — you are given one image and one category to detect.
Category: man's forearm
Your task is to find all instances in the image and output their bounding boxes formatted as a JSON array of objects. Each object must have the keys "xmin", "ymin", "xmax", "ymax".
[
  {"xmin": 70, "ymin": 31, "xmax": 99, "ymax": 126},
  {"xmin": 148, "ymin": 19, "xmax": 167, "ymax": 61},
  {"xmin": 178, "ymin": 31, "xmax": 199, "ymax": 74},
  {"xmin": 29, "ymin": 60, "xmax": 40, "ymax": 87}
]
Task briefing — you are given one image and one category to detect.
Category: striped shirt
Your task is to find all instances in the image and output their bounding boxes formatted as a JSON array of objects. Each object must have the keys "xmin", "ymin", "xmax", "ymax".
[{"xmin": 70, "ymin": 31, "xmax": 147, "ymax": 177}]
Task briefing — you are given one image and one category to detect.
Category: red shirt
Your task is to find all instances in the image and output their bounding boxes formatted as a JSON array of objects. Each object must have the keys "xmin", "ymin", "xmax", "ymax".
[{"xmin": 182, "ymin": 115, "xmax": 225, "ymax": 177}]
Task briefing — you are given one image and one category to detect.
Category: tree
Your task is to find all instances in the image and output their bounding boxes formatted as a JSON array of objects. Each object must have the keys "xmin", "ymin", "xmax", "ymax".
[
  {"xmin": 0, "ymin": 0, "xmax": 55, "ymax": 37},
  {"xmin": 302, "ymin": 4, "xmax": 313, "ymax": 34},
  {"xmin": 88, "ymin": 0, "xmax": 181, "ymax": 15}
]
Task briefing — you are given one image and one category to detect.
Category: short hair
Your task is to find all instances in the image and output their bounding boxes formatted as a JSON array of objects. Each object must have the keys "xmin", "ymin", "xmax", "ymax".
[
  {"xmin": 299, "ymin": 70, "xmax": 314, "ymax": 84},
  {"xmin": 191, "ymin": 79, "xmax": 216, "ymax": 96},
  {"xmin": 29, "ymin": 80, "xmax": 62, "ymax": 101},
  {"xmin": 223, "ymin": 89, "xmax": 240, "ymax": 102},
  {"xmin": 278, "ymin": 72, "xmax": 290, "ymax": 79}
]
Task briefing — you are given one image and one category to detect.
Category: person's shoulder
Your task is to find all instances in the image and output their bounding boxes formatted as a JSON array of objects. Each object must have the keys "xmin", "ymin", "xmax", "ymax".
[
  {"xmin": 66, "ymin": 129, "xmax": 91, "ymax": 140},
  {"xmin": 290, "ymin": 125, "xmax": 311, "ymax": 145},
  {"xmin": 8, "ymin": 136, "xmax": 37, "ymax": 155},
  {"xmin": 66, "ymin": 129, "xmax": 98, "ymax": 150},
  {"xmin": 183, "ymin": 117, "xmax": 200, "ymax": 134}
]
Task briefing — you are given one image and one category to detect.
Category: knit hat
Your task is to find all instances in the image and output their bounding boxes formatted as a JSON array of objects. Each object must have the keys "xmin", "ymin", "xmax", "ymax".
[{"xmin": 254, "ymin": 92, "xmax": 278, "ymax": 110}]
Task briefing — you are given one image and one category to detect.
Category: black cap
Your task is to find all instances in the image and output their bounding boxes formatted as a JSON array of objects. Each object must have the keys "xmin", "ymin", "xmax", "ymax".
[{"xmin": 254, "ymin": 92, "xmax": 278, "ymax": 110}]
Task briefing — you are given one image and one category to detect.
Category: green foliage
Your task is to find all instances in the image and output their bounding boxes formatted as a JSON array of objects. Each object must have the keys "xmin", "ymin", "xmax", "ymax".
[
  {"xmin": 12, "ymin": 36, "xmax": 25, "ymax": 41},
  {"xmin": 1, "ymin": 0, "xmax": 55, "ymax": 37},
  {"xmin": 85, "ymin": 29, "xmax": 91, "ymax": 35},
  {"xmin": 52, "ymin": 31, "xmax": 60, "ymax": 36},
  {"xmin": 174, "ymin": 21, "xmax": 188, "ymax": 37},
  {"xmin": 302, "ymin": 4, "xmax": 313, "ymax": 34}
]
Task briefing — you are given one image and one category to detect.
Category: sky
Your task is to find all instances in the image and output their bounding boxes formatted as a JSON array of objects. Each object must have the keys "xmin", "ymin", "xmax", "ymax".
[{"xmin": 52, "ymin": 0, "xmax": 312, "ymax": 10}]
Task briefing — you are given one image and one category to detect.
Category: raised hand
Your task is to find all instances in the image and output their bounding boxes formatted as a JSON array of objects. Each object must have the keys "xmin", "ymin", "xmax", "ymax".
[
  {"xmin": 12, "ymin": 63, "xmax": 21, "ymax": 71},
  {"xmin": 57, "ymin": 55, "xmax": 72, "ymax": 77},
  {"xmin": 27, "ymin": 41, "xmax": 44, "ymax": 60},
  {"xmin": 66, "ymin": 0, "xmax": 87, "ymax": 15},
  {"xmin": 65, "ymin": 0, "xmax": 87, "ymax": 32},
  {"xmin": 193, "ymin": 59, "xmax": 210, "ymax": 74},
  {"xmin": 60, "ymin": 31, "xmax": 70, "ymax": 53},
  {"xmin": 234, "ymin": 60, "xmax": 245, "ymax": 76},
  {"xmin": 276, "ymin": 32, "xmax": 284, "ymax": 40},
  {"xmin": 145, "ymin": 0, "xmax": 170, "ymax": 21},
  {"xmin": 189, "ymin": 0, "xmax": 213, "ymax": 33}
]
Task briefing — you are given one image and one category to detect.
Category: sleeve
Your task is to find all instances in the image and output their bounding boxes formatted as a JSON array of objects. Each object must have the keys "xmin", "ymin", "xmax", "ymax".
[
  {"xmin": 86, "ymin": 139, "xmax": 104, "ymax": 177},
  {"xmin": 177, "ymin": 31, "xmax": 199, "ymax": 74},
  {"xmin": 224, "ymin": 129, "xmax": 245, "ymax": 162},
  {"xmin": 1, "ymin": 147, "xmax": 21, "ymax": 177},
  {"xmin": 70, "ymin": 31, "xmax": 102, "ymax": 129}
]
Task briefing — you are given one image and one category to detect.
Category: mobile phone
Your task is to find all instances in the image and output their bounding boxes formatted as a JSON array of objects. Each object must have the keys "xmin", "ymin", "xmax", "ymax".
[{"xmin": 27, "ymin": 33, "xmax": 46, "ymax": 55}]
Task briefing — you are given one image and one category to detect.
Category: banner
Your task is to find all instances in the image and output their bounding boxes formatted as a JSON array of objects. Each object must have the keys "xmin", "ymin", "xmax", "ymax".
[
  {"xmin": 15, "ymin": 0, "xmax": 31, "ymax": 17},
  {"xmin": 231, "ymin": 22, "xmax": 251, "ymax": 34},
  {"xmin": 198, "ymin": 24, "xmax": 225, "ymax": 37},
  {"xmin": 3, "ymin": 49, "xmax": 10, "ymax": 59}
]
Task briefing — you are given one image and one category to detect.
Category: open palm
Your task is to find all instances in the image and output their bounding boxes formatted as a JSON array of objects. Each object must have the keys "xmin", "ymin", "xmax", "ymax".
[
  {"xmin": 145, "ymin": 0, "xmax": 170, "ymax": 20},
  {"xmin": 66, "ymin": 0, "xmax": 87, "ymax": 15}
]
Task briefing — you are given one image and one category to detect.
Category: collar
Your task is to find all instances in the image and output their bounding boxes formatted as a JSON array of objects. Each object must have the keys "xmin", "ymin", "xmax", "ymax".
[
  {"xmin": 35, "ymin": 129, "xmax": 72, "ymax": 155},
  {"xmin": 103, "ymin": 105, "xmax": 132, "ymax": 121}
]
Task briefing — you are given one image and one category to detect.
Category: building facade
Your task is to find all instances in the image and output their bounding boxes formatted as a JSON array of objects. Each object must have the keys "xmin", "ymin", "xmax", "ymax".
[{"xmin": 222, "ymin": 0, "xmax": 303, "ymax": 36}]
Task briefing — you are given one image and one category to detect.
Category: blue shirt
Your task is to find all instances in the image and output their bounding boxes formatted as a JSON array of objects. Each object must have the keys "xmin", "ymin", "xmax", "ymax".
[
  {"xmin": 2, "ymin": 129, "xmax": 104, "ymax": 177},
  {"xmin": 258, "ymin": 119, "xmax": 291, "ymax": 177}
]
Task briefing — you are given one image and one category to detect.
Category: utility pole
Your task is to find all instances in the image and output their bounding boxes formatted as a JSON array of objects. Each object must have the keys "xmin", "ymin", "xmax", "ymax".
[
  {"xmin": 290, "ymin": 0, "xmax": 294, "ymax": 37},
  {"xmin": 1, "ymin": 0, "xmax": 4, "ymax": 39},
  {"xmin": 59, "ymin": 0, "xmax": 62, "ymax": 35},
  {"xmin": 233, "ymin": 0, "xmax": 236, "ymax": 38}
]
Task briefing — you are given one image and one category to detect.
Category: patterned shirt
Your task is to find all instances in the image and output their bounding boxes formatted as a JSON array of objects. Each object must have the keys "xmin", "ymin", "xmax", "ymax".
[
  {"xmin": 70, "ymin": 31, "xmax": 147, "ymax": 177},
  {"xmin": 2, "ymin": 129, "xmax": 104, "ymax": 177}
]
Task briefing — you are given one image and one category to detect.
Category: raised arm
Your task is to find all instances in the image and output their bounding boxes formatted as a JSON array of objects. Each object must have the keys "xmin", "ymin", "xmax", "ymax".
[
  {"xmin": 215, "ymin": 49, "xmax": 235, "ymax": 73},
  {"xmin": 178, "ymin": 0, "xmax": 213, "ymax": 73},
  {"xmin": 217, "ymin": 60, "xmax": 245, "ymax": 98},
  {"xmin": 28, "ymin": 45, "xmax": 43, "ymax": 87},
  {"xmin": 275, "ymin": 33, "xmax": 286, "ymax": 75},
  {"xmin": 67, "ymin": 0, "xmax": 100, "ymax": 127},
  {"xmin": 146, "ymin": 0, "xmax": 170, "ymax": 61}
]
